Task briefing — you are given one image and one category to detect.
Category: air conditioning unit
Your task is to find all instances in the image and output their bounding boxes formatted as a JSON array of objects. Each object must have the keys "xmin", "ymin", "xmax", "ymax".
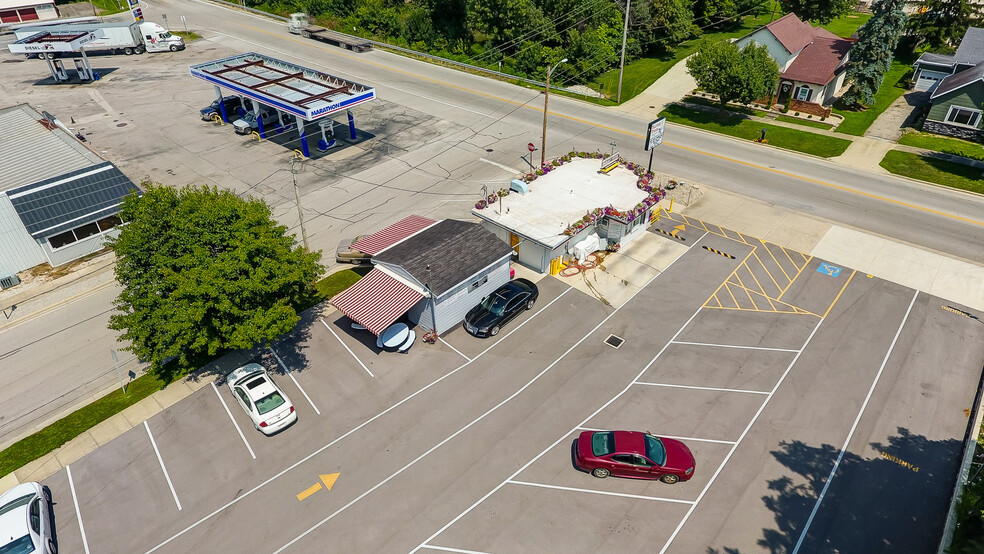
[{"xmin": 0, "ymin": 274, "xmax": 21, "ymax": 289}]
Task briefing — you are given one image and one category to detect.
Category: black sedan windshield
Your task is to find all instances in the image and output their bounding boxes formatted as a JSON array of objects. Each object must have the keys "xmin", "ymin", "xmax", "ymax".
[{"xmin": 480, "ymin": 293, "xmax": 509, "ymax": 316}]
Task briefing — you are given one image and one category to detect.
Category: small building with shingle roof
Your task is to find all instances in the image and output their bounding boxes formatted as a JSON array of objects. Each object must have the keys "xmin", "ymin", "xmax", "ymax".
[
  {"xmin": 0, "ymin": 103, "xmax": 139, "ymax": 283},
  {"xmin": 913, "ymin": 27, "xmax": 984, "ymax": 140},
  {"xmin": 736, "ymin": 13, "xmax": 854, "ymax": 107},
  {"xmin": 331, "ymin": 216, "xmax": 514, "ymax": 336}
]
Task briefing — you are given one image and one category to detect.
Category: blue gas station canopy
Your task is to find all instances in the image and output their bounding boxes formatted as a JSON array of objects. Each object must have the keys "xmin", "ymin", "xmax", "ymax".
[{"xmin": 189, "ymin": 52, "xmax": 376, "ymax": 121}]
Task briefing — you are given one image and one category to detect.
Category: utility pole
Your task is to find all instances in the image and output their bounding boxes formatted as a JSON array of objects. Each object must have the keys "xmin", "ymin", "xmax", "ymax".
[
  {"xmin": 616, "ymin": 0, "xmax": 631, "ymax": 103},
  {"xmin": 290, "ymin": 155, "xmax": 310, "ymax": 253},
  {"xmin": 541, "ymin": 58, "xmax": 568, "ymax": 167}
]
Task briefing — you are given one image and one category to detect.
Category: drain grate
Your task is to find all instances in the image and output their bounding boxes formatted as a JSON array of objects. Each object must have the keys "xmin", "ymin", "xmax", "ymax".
[{"xmin": 605, "ymin": 334, "xmax": 624, "ymax": 349}]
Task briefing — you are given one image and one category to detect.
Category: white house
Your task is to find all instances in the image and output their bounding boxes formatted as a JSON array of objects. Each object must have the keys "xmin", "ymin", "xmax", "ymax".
[
  {"xmin": 0, "ymin": 0, "xmax": 56, "ymax": 25},
  {"xmin": 736, "ymin": 13, "xmax": 854, "ymax": 112}
]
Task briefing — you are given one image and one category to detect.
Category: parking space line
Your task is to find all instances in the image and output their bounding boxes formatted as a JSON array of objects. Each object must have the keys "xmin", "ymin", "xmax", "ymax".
[
  {"xmin": 821, "ymin": 269, "xmax": 857, "ymax": 319},
  {"xmin": 147, "ymin": 287, "xmax": 575, "ymax": 554},
  {"xmin": 635, "ymin": 382, "xmax": 770, "ymax": 395},
  {"xmin": 658, "ymin": 435, "xmax": 737, "ymax": 445},
  {"xmin": 410, "ymin": 237, "xmax": 704, "ymax": 553},
  {"xmin": 320, "ymin": 319, "xmax": 375, "ymax": 377},
  {"xmin": 210, "ymin": 382, "xmax": 256, "ymax": 460},
  {"xmin": 66, "ymin": 465, "xmax": 91, "ymax": 554},
  {"xmin": 269, "ymin": 346, "xmax": 321, "ymax": 415},
  {"xmin": 577, "ymin": 428, "xmax": 736, "ymax": 445},
  {"xmin": 659, "ymin": 317, "xmax": 825, "ymax": 554},
  {"xmin": 507, "ymin": 480, "xmax": 695, "ymax": 504},
  {"xmin": 792, "ymin": 290, "xmax": 919, "ymax": 554},
  {"xmin": 670, "ymin": 340, "xmax": 799, "ymax": 352},
  {"xmin": 439, "ymin": 337, "xmax": 472, "ymax": 361},
  {"xmin": 424, "ymin": 545, "xmax": 491, "ymax": 554},
  {"xmin": 144, "ymin": 421, "xmax": 182, "ymax": 511},
  {"xmin": 776, "ymin": 254, "xmax": 814, "ymax": 300}
]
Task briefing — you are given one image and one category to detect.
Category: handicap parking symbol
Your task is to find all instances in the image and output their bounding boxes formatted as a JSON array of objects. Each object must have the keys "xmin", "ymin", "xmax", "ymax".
[{"xmin": 817, "ymin": 262, "xmax": 842, "ymax": 278}]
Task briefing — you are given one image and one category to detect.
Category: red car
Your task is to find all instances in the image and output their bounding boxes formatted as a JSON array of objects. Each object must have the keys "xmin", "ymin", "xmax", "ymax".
[{"xmin": 575, "ymin": 430, "xmax": 696, "ymax": 484}]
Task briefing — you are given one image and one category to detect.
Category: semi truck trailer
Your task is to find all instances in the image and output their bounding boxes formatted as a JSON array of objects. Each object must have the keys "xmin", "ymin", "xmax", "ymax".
[
  {"xmin": 13, "ymin": 21, "xmax": 184, "ymax": 57},
  {"xmin": 287, "ymin": 13, "xmax": 372, "ymax": 52}
]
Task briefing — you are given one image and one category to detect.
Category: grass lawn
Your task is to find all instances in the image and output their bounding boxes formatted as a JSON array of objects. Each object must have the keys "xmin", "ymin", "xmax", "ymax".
[
  {"xmin": 0, "ymin": 266, "xmax": 371, "ymax": 478},
  {"xmin": 660, "ymin": 104, "xmax": 851, "ymax": 157},
  {"xmin": 832, "ymin": 59, "xmax": 913, "ymax": 136},
  {"xmin": 880, "ymin": 150, "xmax": 984, "ymax": 194},
  {"xmin": 776, "ymin": 115, "xmax": 833, "ymax": 129},
  {"xmin": 0, "ymin": 373, "xmax": 165, "ymax": 477},
  {"xmin": 171, "ymin": 30, "xmax": 203, "ymax": 42},
  {"xmin": 897, "ymin": 131, "xmax": 984, "ymax": 161},
  {"xmin": 822, "ymin": 12, "xmax": 872, "ymax": 38}
]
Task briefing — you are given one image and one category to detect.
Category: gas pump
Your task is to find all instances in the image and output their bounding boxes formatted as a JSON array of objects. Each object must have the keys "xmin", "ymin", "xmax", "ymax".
[
  {"xmin": 51, "ymin": 59, "xmax": 69, "ymax": 82},
  {"xmin": 73, "ymin": 58, "xmax": 92, "ymax": 81},
  {"xmin": 318, "ymin": 119, "xmax": 336, "ymax": 151}
]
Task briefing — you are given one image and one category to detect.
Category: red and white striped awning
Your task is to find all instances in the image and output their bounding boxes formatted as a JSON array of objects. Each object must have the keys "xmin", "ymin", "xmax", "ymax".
[
  {"xmin": 351, "ymin": 215, "xmax": 436, "ymax": 255},
  {"xmin": 330, "ymin": 269, "xmax": 424, "ymax": 336}
]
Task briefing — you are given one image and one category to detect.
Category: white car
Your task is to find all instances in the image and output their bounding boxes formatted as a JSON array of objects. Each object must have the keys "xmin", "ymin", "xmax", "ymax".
[
  {"xmin": 0, "ymin": 482, "xmax": 56, "ymax": 554},
  {"xmin": 226, "ymin": 363, "xmax": 297, "ymax": 435}
]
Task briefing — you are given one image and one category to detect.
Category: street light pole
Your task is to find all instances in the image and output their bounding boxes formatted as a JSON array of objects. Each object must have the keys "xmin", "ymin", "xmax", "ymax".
[
  {"xmin": 541, "ymin": 57, "xmax": 568, "ymax": 168},
  {"xmin": 289, "ymin": 155, "xmax": 310, "ymax": 253}
]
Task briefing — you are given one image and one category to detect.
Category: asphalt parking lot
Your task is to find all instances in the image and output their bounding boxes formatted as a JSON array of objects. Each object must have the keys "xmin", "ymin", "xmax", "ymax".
[{"xmin": 33, "ymin": 214, "xmax": 984, "ymax": 553}]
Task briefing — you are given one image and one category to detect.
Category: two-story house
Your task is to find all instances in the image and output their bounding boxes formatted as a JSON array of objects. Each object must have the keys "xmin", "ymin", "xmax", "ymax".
[{"xmin": 912, "ymin": 27, "xmax": 984, "ymax": 140}]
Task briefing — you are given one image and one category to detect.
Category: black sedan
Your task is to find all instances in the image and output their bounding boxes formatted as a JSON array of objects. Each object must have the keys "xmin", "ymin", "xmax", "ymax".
[
  {"xmin": 200, "ymin": 96, "xmax": 244, "ymax": 121},
  {"xmin": 463, "ymin": 278, "xmax": 538, "ymax": 337}
]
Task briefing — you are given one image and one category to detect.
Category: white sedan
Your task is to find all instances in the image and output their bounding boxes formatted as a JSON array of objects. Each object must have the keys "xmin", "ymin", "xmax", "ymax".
[
  {"xmin": 0, "ymin": 481, "xmax": 56, "ymax": 554},
  {"xmin": 226, "ymin": 363, "xmax": 297, "ymax": 435}
]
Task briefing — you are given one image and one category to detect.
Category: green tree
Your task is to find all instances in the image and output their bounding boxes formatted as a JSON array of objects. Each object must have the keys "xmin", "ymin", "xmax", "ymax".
[
  {"xmin": 779, "ymin": 0, "xmax": 854, "ymax": 25},
  {"xmin": 402, "ymin": 6, "xmax": 435, "ymax": 44},
  {"xmin": 640, "ymin": 0, "xmax": 696, "ymax": 54},
  {"xmin": 686, "ymin": 40, "xmax": 779, "ymax": 107},
  {"xmin": 108, "ymin": 185, "xmax": 324, "ymax": 376},
  {"xmin": 906, "ymin": 0, "xmax": 982, "ymax": 50},
  {"xmin": 841, "ymin": 0, "xmax": 908, "ymax": 107},
  {"xmin": 467, "ymin": 0, "xmax": 552, "ymax": 46}
]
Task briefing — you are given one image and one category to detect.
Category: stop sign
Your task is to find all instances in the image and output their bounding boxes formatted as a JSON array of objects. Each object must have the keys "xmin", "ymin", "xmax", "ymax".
[{"xmin": 528, "ymin": 142, "xmax": 535, "ymax": 152}]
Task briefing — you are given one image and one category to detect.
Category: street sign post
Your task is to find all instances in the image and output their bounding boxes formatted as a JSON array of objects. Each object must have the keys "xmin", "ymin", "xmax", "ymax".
[{"xmin": 644, "ymin": 117, "xmax": 666, "ymax": 174}]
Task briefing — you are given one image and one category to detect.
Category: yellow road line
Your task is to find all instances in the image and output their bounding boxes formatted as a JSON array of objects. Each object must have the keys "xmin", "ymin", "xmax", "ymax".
[
  {"xmin": 761, "ymin": 242, "xmax": 793, "ymax": 282},
  {"xmin": 823, "ymin": 269, "xmax": 857, "ymax": 319},
  {"xmin": 744, "ymin": 258, "xmax": 779, "ymax": 310},
  {"xmin": 245, "ymin": 19, "xmax": 984, "ymax": 230}
]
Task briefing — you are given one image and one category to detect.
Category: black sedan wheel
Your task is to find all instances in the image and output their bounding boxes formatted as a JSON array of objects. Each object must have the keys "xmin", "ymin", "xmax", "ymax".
[
  {"xmin": 526, "ymin": 298, "xmax": 535, "ymax": 310},
  {"xmin": 490, "ymin": 325, "xmax": 500, "ymax": 336},
  {"xmin": 592, "ymin": 468, "xmax": 610, "ymax": 478},
  {"xmin": 660, "ymin": 473, "xmax": 680, "ymax": 484}
]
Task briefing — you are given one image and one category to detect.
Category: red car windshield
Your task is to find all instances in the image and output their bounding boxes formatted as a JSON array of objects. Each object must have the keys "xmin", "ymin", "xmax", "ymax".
[{"xmin": 645, "ymin": 435, "xmax": 667, "ymax": 466}]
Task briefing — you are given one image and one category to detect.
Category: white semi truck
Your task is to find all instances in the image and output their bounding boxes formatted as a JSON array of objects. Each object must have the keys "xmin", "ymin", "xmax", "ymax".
[{"xmin": 13, "ymin": 21, "xmax": 184, "ymax": 57}]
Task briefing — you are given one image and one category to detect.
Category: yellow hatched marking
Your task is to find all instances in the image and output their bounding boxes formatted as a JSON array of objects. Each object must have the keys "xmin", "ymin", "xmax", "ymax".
[
  {"xmin": 731, "ymin": 272, "xmax": 760, "ymax": 310},
  {"xmin": 725, "ymin": 280, "xmax": 741, "ymax": 307},
  {"xmin": 752, "ymin": 250, "xmax": 789, "ymax": 291},
  {"xmin": 761, "ymin": 242, "xmax": 793, "ymax": 282},
  {"xmin": 776, "ymin": 255, "xmax": 814, "ymax": 300},
  {"xmin": 720, "ymin": 281, "xmax": 820, "ymax": 316},
  {"xmin": 780, "ymin": 244, "xmax": 800, "ymax": 267},
  {"xmin": 745, "ymin": 254, "xmax": 781, "ymax": 301}
]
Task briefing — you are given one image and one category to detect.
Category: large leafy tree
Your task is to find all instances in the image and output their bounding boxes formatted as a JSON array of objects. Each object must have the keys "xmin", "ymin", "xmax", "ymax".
[
  {"xmin": 687, "ymin": 40, "xmax": 779, "ymax": 107},
  {"xmin": 906, "ymin": 0, "xmax": 982, "ymax": 50},
  {"xmin": 108, "ymin": 185, "xmax": 324, "ymax": 375},
  {"xmin": 779, "ymin": 0, "xmax": 854, "ymax": 25},
  {"xmin": 841, "ymin": 0, "xmax": 908, "ymax": 107},
  {"xmin": 640, "ymin": 0, "xmax": 696, "ymax": 54}
]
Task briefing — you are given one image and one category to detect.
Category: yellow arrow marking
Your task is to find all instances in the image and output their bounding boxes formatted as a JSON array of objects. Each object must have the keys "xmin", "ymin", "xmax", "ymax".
[
  {"xmin": 320, "ymin": 473, "xmax": 339, "ymax": 490},
  {"xmin": 674, "ymin": 224, "xmax": 686, "ymax": 232},
  {"xmin": 297, "ymin": 483, "xmax": 322, "ymax": 501}
]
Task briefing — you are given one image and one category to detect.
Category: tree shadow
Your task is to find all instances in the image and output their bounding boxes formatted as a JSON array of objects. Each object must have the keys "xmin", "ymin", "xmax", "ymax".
[{"xmin": 754, "ymin": 428, "xmax": 963, "ymax": 553}]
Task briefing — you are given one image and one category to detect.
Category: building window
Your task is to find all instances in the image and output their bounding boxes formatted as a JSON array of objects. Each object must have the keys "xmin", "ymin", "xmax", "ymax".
[
  {"xmin": 945, "ymin": 106, "xmax": 981, "ymax": 127},
  {"xmin": 46, "ymin": 216, "xmax": 124, "ymax": 250},
  {"xmin": 470, "ymin": 275, "xmax": 488, "ymax": 291},
  {"xmin": 795, "ymin": 86, "xmax": 813, "ymax": 102},
  {"xmin": 48, "ymin": 230, "xmax": 76, "ymax": 249}
]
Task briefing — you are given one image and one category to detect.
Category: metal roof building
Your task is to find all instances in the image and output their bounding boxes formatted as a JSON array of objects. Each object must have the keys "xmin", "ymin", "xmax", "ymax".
[{"xmin": 0, "ymin": 103, "xmax": 139, "ymax": 280}]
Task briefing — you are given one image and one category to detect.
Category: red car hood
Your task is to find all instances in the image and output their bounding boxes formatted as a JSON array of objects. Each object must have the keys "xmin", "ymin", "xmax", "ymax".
[{"xmin": 661, "ymin": 437, "xmax": 696, "ymax": 472}]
